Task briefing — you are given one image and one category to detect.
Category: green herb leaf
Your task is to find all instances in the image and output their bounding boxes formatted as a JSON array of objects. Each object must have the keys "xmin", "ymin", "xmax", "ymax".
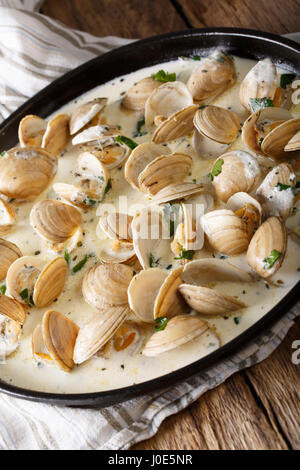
[
  {"xmin": 151, "ymin": 70, "xmax": 176, "ymax": 83},
  {"xmin": 115, "ymin": 135, "xmax": 138, "ymax": 150},
  {"xmin": 276, "ymin": 182, "xmax": 298, "ymax": 197},
  {"xmin": 192, "ymin": 56, "xmax": 201, "ymax": 61},
  {"xmin": 210, "ymin": 158, "xmax": 224, "ymax": 181},
  {"xmin": 155, "ymin": 316, "xmax": 168, "ymax": 332},
  {"xmin": 72, "ymin": 255, "xmax": 88, "ymax": 274},
  {"xmin": 0, "ymin": 285, "xmax": 6, "ymax": 295},
  {"xmin": 234, "ymin": 317, "xmax": 240, "ymax": 325},
  {"xmin": 249, "ymin": 97, "xmax": 274, "ymax": 113},
  {"xmin": 163, "ymin": 203, "xmax": 180, "ymax": 237},
  {"xmin": 103, "ymin": 178, "xmax": 112, "ymax": 197},
  {"xmin": 64, "ymin": 249, "xmax": 70, "ymax": 265},
  {"xmin": 149, "ymin": 253, "xmax": 155, "ymax": 268},
  {"xmin": 20, "ymin": 288, "xmax": 28, "ymax": 300},
  {"xmin": 280, "ymin": 73, "xmax": 296, "ymax": 89},
  {"xmin": 83, "ymin": 197, "xmax": 97, "ymax": 207},
  {"xmin": 0, "ymin": 151, "xmax": 6, "ymax": 157},
  {"xmin": 175, "ymin": 249, "xmax": 195, "ymax": 261},
  {"xmin": 133, "ymin": 117, "xmax": 147, "ymax": 137},
  {"xmin": 258, "ymin": 137, "xmax": 264, "ymax": 147},
  {"xmin": 263, "ymin": 249, "xmax": 282, "ymax": 270}
]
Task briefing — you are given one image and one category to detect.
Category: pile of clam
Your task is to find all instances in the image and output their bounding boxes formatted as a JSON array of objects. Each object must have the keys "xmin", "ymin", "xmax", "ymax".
[{"xmin": 0, "ymin": 49, "xmax": 299, "ymax": 373}]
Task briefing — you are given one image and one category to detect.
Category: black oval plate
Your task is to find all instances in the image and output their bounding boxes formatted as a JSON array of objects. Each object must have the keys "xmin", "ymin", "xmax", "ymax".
[{"xmin": 0, "ymin": 28, "xmax": 299, "ymax": 407}]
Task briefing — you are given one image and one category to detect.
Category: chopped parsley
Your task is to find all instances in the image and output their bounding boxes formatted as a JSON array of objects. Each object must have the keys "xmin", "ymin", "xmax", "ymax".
[
  {"xmin": 263, "ymin": 249, "xmax": 282, "ymax": 270},
  {"xmin": 249, "ymin": 97, "xmax": 274, "ymax": 113},
  {"xmin": 0, "ymin": 285, "xmax": 6, "ymax": 295},
  {"xmin": 20, "ymin": 288, "xmax": 28, "ymax": 300},
  {"xmin": 258, "ymin": 137, "xmax": 264, "ymax": 147},
  {"xmin": 72, "ymin": 255, "xmax": 88, "ymax": 274},
  {"xmin": 210, "ymin": 158, "xmax": 224, "ymax": 181},
  {"xmin": 149, "ymin": 253, "xmax": 155, "ymax": 268},
  {"xmin": 151, "ymin": 70, "xmax": 176, "ymax": 82},
  {"xmin": 155, "ymin": 316, "xmax": 168, "ymax": 332},
  {"xmin": 115, "ymin": 135, "xmax": 138, "ymax": 150},
  {"xmin": 175, "ymin": 249, "xmax": 195, "ymax": 261},
  {"xmin": 275, "ymin": 182, "xmax": 299, "ymax": 197},
  {"xmin": 0, "ymin": 151, "xmax": 6, "ymax": 157},
  {"xmin": 83, "ymin": 197, "xmax": 97, "ymax": 207},
  {"xmin": 280, "ymin": 73, "xmax": 296, "ymax": 89},
  {"xmin": 192, "ymin": 56, "xmax": 201, "ymax": 61},
  {"xmin": 64, "ymin": 249, "xmax": 70, "ymax": 265},
  {"xmin": 133, "ymin": 117, "xmax": 147, "ymax": 137},
  {"xmin": 234, "ymin": 317, "xmax": 240, "ymax": 325},
  {"xmin": 103, "ymin": 178, "xmax": 112, "ymax": 197}
]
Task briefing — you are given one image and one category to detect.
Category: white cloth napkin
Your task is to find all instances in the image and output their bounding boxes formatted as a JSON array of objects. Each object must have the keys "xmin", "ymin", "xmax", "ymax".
[{"xmin": 0, "ymin": 0, "xmax": 299, "ymax": 451}]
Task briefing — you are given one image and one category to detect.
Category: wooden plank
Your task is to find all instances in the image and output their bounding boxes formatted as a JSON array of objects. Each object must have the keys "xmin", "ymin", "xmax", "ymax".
[
  {"xmin": 176, "ymin": 0, "xmax": 300, "ymax": 34},
  {"xmin": 42, "ymin": 0, "xmax": 187, "ymax": 38}
]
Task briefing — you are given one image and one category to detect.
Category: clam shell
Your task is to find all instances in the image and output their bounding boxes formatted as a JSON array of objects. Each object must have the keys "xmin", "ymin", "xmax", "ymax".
[
  {"xmin": 0, "ymin": 309, "xmax": 23, "ymax": 359},
  {"xmin": 152, "ymin": 105, "xmax": 198, "ymax": 144},
  {"xmin": 73, "ymin": 306, "xmax": 128, "ymax": 364},
  {"xmin": 6, "ymin": 256, "xmax": 42, "ymax": 303},
  {"xmin": 149, "ymin": 182, "xmax": 204, "ymax": 205},
  {"xmin": 145, "ymin": 81, "xmax": 193, "ymax": 127},
  {"xmin": 0, "ymin": 239, "xmax": 22, "ymax": 282},
  {"xmin": 82, "ymin": 263, "xmax": 133, "ymax": 310},
  {"xmin": 227, "ymin": 192, "xmax": 262, "ymax": 235},
  {"xmin": 53, "ymin": 183, "xmax": 97, "ymax": 209},
  {"xmin": 69, "ymin": 98, "xmax": 107, "ymax": 135},
  {"xmin": 83, "ymin": 141, "xmax": 130, "ymax": 170},
  {"xmin": 122, "ymin": 77, "xmax": 161, "ymax": 111},
  {"xmin": 30, "ymin": 200, "xmax": 82, "ymax": 244},
  {"xmin": 153, "ymin": 267, "xmax": 188, "ymax": 319},
  {"xmin": 179, "ymin": 284, "xmax": 245, "ymax": 315},
  {"xmin": 18, "ymin": 115, "xmax": 46, "ymax": 148},
  {"xmin": 98, "ymin": 213, "xmax": 133, "ymax": 244},
  {"xmin": 128, "ymin": 268, "xmax": 168, "ymax": 324},
  {"xmin": 42, "ymin": 310, "xmax": 79, "ymax": 372},
  {"xmin": 211, "ymin": 150, "xmax": 261, "ymax": 202},
  {"xmin": 32, "ymin": 324, "xmax": 52, "ymax": 362},
  {"xmin": 193, "ymin": 105, "xmax": 240, "ymax": 144},
  {"xmin": 181, "ymin": 258, "xmax": 253, "ymax": 285},
  {"xmin": 171, "ymin": 202, "xmax": 204, "ymax": 256},
  {"xmin": 143, "ymin": 315, "xmax": 216, "ymax": 357},
  {"xmin": 0, "ymin": 199, "xmax": 15, "ymax": 236},
  {"xmin": 72, "ymin": 124, "xmax": 119, "ymax": 146},
  {"xmin": 98, "ymin": 243, "xmax": 137, "ymax": 265},
  {"xmin": 138, "ymin": 153, "xmax": 192, "ymax": 195},
  {"xmin": 0, "ymin": 147, "xmax": 57, "ymax": 200},
  {"xmin": 0, "ymin": 295, "xmax": 27, "ymax": 324},
  {"xmin": 201, "ymin": 209, "xmax": 252, "ymax": 255},
  {"xmin": 125, "ymin": 142, "xmax": 171, "ymax": 190},
  {"xmin": 239, "ymin": 58, "xmax": 277, "ymax": 111},
  {"xmin": 261, "ymin": 117, "xmax": 300, "ymax": 160},
  {"xmin": 285, "ymin": 130, "xmax": 300, "ymax": 152},
  {"xmin": 187, "ymin": 50, "xmax": 235, "ymax": 103},
  {"xmin": 33, "ymin": 257, "xmax": 68, "ymax": 308},
  {"xmin": 42, "ymin": 114, "xmax": 70, "ymax": 156},
  {"xmin": 247, "ymin": 216, "xmax": 287, "ymax": 278}
]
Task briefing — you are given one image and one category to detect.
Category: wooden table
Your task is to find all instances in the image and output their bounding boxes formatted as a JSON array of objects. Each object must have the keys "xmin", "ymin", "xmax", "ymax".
[{"xmin": 42, "ymin": 0, "xmax": 300, "ymax": 450}]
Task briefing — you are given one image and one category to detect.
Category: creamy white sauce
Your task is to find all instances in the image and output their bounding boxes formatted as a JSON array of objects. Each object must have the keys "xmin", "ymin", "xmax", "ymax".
[{"xmin": 0, "ymin": 55, "xmax": 299, "ymax": 394}]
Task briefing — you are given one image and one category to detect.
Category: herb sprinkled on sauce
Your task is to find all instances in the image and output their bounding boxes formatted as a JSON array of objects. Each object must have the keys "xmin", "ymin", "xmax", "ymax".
[
  {"xmin": 151, "ymin": 70, "xmax": 176, "ymax": 82},
  {"xmin": 264, "ymin": 249, "xmax": 282, "ymax": 270},
  {"xmin": 155, "ymin": 316, "xmax": 168, "ymax": 332}
]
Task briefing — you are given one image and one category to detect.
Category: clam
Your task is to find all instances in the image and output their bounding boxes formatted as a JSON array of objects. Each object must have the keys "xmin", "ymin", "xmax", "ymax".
[
  {"xmin": 138, "ymin": 153, "xmax": 192, "ymax": 195},
  {"xmin": 73, "ymin": 306, "xmax": 128, "ymax": 364},
  {"xmin": 6, "ymin": 256, "xmax": 67, "ymax": 308},
  {"xmin": 145, "ymin": 81, "xmax": 193, "ymax": 127},
  {"xmin": 0, "ymin": 295, "xmax": 27, "ymax": 324},
  {"xmin": 153, "ymin": 267, "xmax": 188, "ymax": 319},
  {"xmin": 53, "ymin": 183, "xmax": 97, "ymax": 209},
  {"xmin": 0, "ymin": 199, "xmax": 15, "ymax": 236},
  {"xmin": 247, "ymin": 216, "xmax": 287, "ymax": 278},
  {"xmin": 82, "ymin": 139, "xmax": 130, "ymax": 170},
  {"xmin": 261, "ymin": 117, "xmax": 300, "ymax": 160},
  {"xmin": 82, "ymin": 263, "xmax": 133, "ymax": 310},
  {"xmin": 128, "ymin": 268, "xmax": 168, "ymax": 323},
  {"xmin": 71, "ymin": 124, "xmax": 119, "ymax": 146},
  {"xmin": 143, "ymin": 315, "xmax": 219, "ymax": 357},
  {"xmin": 112, "ymin": 321, "xmax": 143, "ymax": 355},
  {"xmin": 149, "ymin": 182, "xmax": 204, "ymax": 205},
  {"xmin": 30, "ymin": 199, "xmax": 82, "ymax": 244},
  {"xmin": 171, "ymin": 202, "xmax": 204, "ymax": 257},
  {"xmin": 227, "ymin": 192, "xmax": 262, "ymax": 235},
  {"xmin": 285, "ymin": 130, "xmax": 300, "ymax": 152},
  {"xmin": 0, "ymin": 296, "xmax": 27, "ymax": 359},
  {"xmin": 193, "ymin": 105, "xmax": 240, "ymax": 144},
  {"xmin": 256, "ymin": 163, "xmax": 296, "ymax": 220},
  {"xmin": 0, "ymin": 147, "xmax": 57, "ymax": 200},
  {"xmin": 201, "ymin": 209, "xmax": 252, "ymax": 255},
  {"xmin": 125, "ymin": 142, "xmax": 172, "ymax": 190},
  {"xmin": 18, "ymin": 115, "xmax": 46, "ymax": 147},
  {"xmin": 42, "ymin": 114, "xmax": 70, "ymax": 156},
  {"xmin": 98, "ymin": 213, "xmax": 133, "ymax": 244},
  {"xmin": 47, "ymin": 226, "xmax": 83, "ymax": 256},
  {"xmin": 187, "ymin": 50, "xmax": 236, "ymax": 103},
  {"xmin": 122, "ymin": 77, "xmax": 161, "ymax": 111},
  {"xmin": 41, "ymin": 310, "xmax": 79, "ymax": 372},
  {"xmin": 32, "ymin": 324, "xmax": 52, "ymax": 363},
  {"xmin": 181, "ymin": 258, "xmax": 253, "ymax": 285},
  {"xmin": 152, "ymin": 105, "xmax": 198, "ymax": 144},
  {"xmin": 239, "ymin": 59, "xmax": 278, "ymax": 111},
  {"xmin": 98, "ymin": 241, "xmax": 136, "ymax": 265},
  {"xmin": 211, "ymin": 150, "xmax": 261, "ymax": 202},
  {"xmin": 69, "ymin": 98, "xmax": 107, "ymax": 135},
  {"xmin": 0, "ymin": 239, "xmax": 22, "ymax": 282}
]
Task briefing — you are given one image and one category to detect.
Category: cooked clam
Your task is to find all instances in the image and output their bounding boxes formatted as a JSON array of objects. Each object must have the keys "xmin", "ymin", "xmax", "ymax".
[
  {"xmin": 247, "ymin": 216, "xmax": 287, "ymax": 278},
  {"xmin": 53, "ymin": 183, "xmax": 96, "ymax": 209},
  {"xmin": 261, "ymin": 117, "xmax": 300, "ymax": 160},
  {"xmin": 73, "ymin": 306, "xmax": 128, "ymax": 364},
  {"xmin": 42, "ymin": 114, "xmax": 70, "ymax": 156},
  {"xmin": 0, "ymin": 239, "xmax": 22, "ymax": 282},
  {"xmin": 69, "ymin": 98, "xmax": 107, "ymax": 135},
  {"xmin": 83, "ymin": 139, "xmax": 130, "ymax": 170},
  {"xmin": 285, "ymin": 130, "xmax": 300, "ymax": 152},
  {"xmin": 0, "ymin": 199, "xmax": 15, "ymax": 236},
  {"xmin": 18, "ymin": 115, "xmax": 46, "ymax": 148},
  {"xmin": 187, "ymin": 50, "xmax": 236, "ymax": 103},
  {"xmin": 227, "ymin": 192, "xmax": 262, "ymax": 235},
  {"xmin": 193, "ymin": 105, "xmax": 240, "ymax": 144},
  {"xmin": 122, "ymin": 77, "xmax": 161, "ymax": 111},
  {"xmin": 0, "ymin": 295, "xmax": 27, "ymax": 359},
  {"xmin": 0, "ymin": 147, "xmax": 57, "ymax": 200},
  {"xmin": 145, "ymin": 81, "xmax": 193, "ymax": 127},
  {"xmin": 153, "ymin": 267, "xmax": 188, "ymax": 319},
  {"xmin": 143, "ymin": 315, "xmax": 218, "ymax": 357},
  {"xmin": 32, "ymin": 324, "xmax": 52, "ymax": 363},
  {"xmin": 211, "ymin": 150, "xmax": 261, "ymax": 202},
  {"xmin": 82, "ymin": 263, "xmax": 133, "ymax": 310},
  {"xmin": 171, "ymin": 202, "xmax": 204, "ymax": 257},
  {"xmin": 181, "ymin": 258, "xmax": 253, "ymax": 285},
  {"xmin": 0, "ymin": 295, "xmax": 27, "ymax": 325},
  {"xmin": 152, "ymin": 105, "xmax": 198, "ymax": 144},
  {"xmin": 98, "ymin": 213, "xmax": 133, "ymax": 244},
  {"xmin": 128, "ymin": 268, "xmax": 168, "ymax": 323},
  {"xmin": 71, "ymin": 124, "xmax": 119, "ymax": 146},
  {"xmin": 98, "ymin": 242, "xmax": 136, "ymax": 265},
  {"xmin": 30, "ymin": 199, "xmax": 82, "ymax": 244},
  {"xmin": 149, "ymin": 182, "xmax": 204, "ymax": 205}
]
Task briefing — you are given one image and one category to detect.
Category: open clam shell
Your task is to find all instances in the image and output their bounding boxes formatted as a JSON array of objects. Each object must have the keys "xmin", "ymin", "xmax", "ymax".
[
  {"xmin": 18, "ymin": 115, "xmax": 47, "ymax": 148},
  {"xmin": 83, "ymin": 140, "xmax": 130, "ymax": 170},
  {"xmin": 72, "ymin": 124, "xmax": 119, "ymax": 146},
  {"xmin": 0, "ymin": 239, "xmax": 22, "ymax": 282},
  {"xmin": 30, "ymin": 199, "xmax": 82, "ymax": 244},
  {"xmin": 261, "ymin": 117, "xmax": 300, "ymax": 160},
  {"xmin": 0, "ymin": 295, "xmax": 27, "ymax": 325},
  {"xmin": 0, "ymin": 296, "xmax": 26, "ymax": 359},
  {"xmin": 73, "ymin": 306, "xmax": 129, "ymax": 365},
  {"xmin": 149, "ymin": 182, "xmax": 204, "ymax": 205},
  {"xmin": 227, "ymin": 192, "xmax": 262, "ymax": 235},
  {"xmin": 152, "ymin": 105, "xmax": 198, "ymax": 144},
  {"xmin": 53, "ymin": 183, "xmax": 98, "ymax": 209},
  {"xmin": 32, "ymin": 324, "xmax": 52, "ymax": 363},
  {"xmin": 98, "ymin": 242, "xmax": 136, "ymax": 265},
  {"xmin": 69, "ymin": 98, "xmax": 107, "ymax": 135},
  {"xmin": 82, "ymin": 263, "xmax": 133, "ymax": 310},
  {"xmin": 145, "ymin": 81, "xmax": 193, "ymax": 127},
  {"xmin": 153, "ymin": 267, "xmax": 188, "ymax": 319},
  {"xmin": 0, "ymin": 199, "xmax": 15, "ymax": 236},
  {"xmin": 187, "ymin": 50, "xmax": 236, "ymax": 103},
  {"xmin": 98, "ymin": 213, "xmax": 133, "ymax": 244},
  {"xmin": 42, "ymin": 114, "xmax": 70, "ymax": 156},
  {"xmin": 193, "ymin": 105, "xmax": 240, "ymax": 144},
  {"xmin": 0, "ymin": 147, "xmax": 57, "ymax": 200},
  {"xmin": 42, "ymin": 310, "xmax": 79, "ymax": 372},
  {"xmin": 171, "ymin": 202, "xmax": 204, "ymax": 257},
  {"xmin": 143, "ymin": 315, "xmax": 218, "ymax": 357},
  {"xmin": 122, "ymin": 77, "xmax": 161, "ymax": 111},
  {"xmin": 285, "ymin": 130, "xmax": 300, "ymax": 152},
  {"xmin": 125, "ymin": 142, "xmax": 172, "ymax": 190},
  {"xmin": 211, "ymin": 150, "xmax": 261, "ymax": 203},
  {"xmin": 33, "ymin": 257, "xmax": 68, "ymax": 308},
  {"xmin": 181, "ymin": 258, "xmax": 253, "ymax": 285},
  {"xmin": 247, "ymin": 216, "xmax": 287, "ymax": 278},
  {"xmin": 138, "ymin": 153, "xmax": 192, "ymax": 196},
  {"xmin": 128, "ymin": 268, "xmax": 168, "ymax": 324}
]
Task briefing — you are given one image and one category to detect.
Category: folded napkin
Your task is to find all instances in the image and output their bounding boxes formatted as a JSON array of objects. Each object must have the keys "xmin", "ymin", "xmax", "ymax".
[{"xmin": 0, "ymin": 0, "xmax": 299, "ymax": 451}]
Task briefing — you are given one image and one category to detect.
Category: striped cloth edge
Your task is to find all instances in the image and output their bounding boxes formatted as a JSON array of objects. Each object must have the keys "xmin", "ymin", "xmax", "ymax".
[{"xmin": 0, "ymin": 0, "xmax": 299, "ymax": 451}]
